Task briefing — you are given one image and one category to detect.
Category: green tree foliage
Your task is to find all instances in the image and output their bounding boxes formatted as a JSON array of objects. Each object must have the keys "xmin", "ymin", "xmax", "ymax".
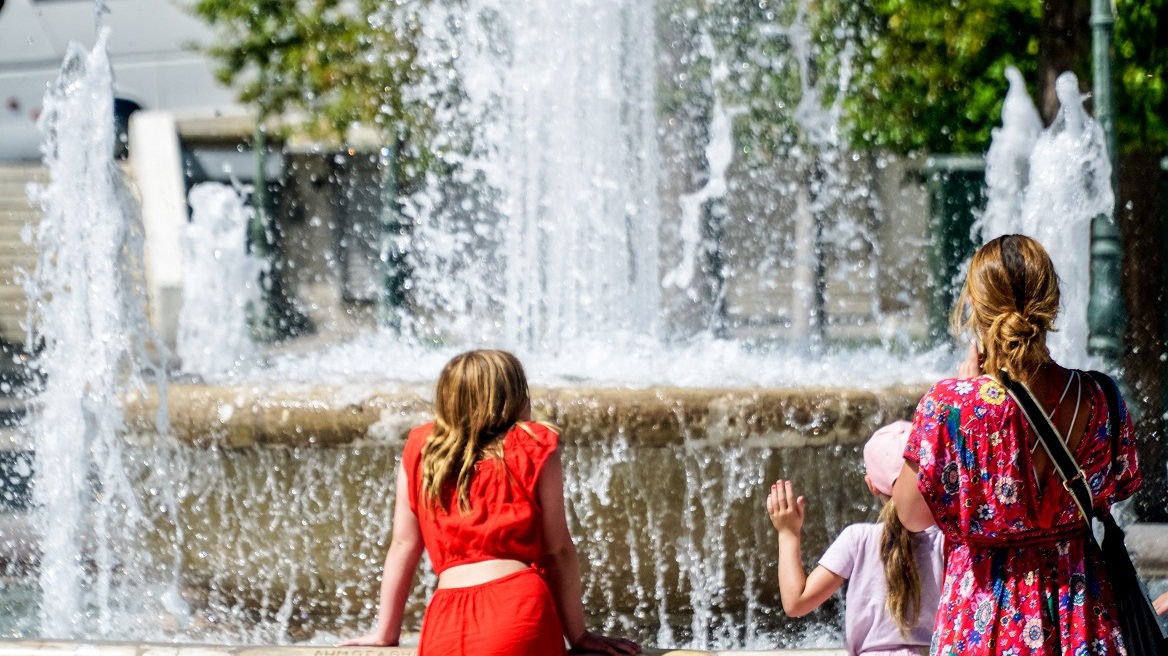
[
  {"xmin": 190, "ymin": 0, "xmax": 419, "ymax": 140},
  {"xmin": 850, "ymin": 0, "xmax": 1168, "ymax": 155},
  {"xmin": 1114, "ymin": 0, "xmax": 1168, "ymax": 149},
  {"xmin": 191, "ymin": 0, "xmax": 1166, "ymax": 159},
  {"xmin": 847, "ymin": 0, "xmax": 1041, "ymax": 154}
]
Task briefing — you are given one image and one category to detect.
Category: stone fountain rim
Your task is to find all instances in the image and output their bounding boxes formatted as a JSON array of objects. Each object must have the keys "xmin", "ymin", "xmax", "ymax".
[{"xmin": 114, "ymin": 382, "xmax": 929, "ymax": 449}]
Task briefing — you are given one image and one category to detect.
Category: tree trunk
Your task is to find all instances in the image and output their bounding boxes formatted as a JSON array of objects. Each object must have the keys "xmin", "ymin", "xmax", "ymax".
[
  {"xmin": 1038, "ymin": 0, "xmax": 1091, "ymax": 124},
  {"xmin": 1117, "ymin": 149, "xmax": 1168, "ymax": 522}
]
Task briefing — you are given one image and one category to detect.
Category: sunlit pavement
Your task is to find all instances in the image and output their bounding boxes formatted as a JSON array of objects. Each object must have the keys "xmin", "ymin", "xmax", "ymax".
[{"xmin": 0, "ymin": 641, "xmax": 847, "ymax": 656}]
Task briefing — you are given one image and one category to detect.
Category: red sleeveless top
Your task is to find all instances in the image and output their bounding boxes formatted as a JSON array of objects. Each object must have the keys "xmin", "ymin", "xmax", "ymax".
[{"xmin": 402, "ymin": 421, "xmax": 560, "ymax": 575}]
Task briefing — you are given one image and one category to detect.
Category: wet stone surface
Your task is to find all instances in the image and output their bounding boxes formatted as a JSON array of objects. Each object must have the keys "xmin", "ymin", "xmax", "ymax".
[{"xmin": 122, "ymin": 383, "xmax": 927, "ymax": 449}]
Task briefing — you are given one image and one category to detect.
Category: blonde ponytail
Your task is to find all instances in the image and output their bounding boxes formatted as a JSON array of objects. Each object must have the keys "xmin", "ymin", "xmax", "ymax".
[{"xmin": 879, "ymin": 501, "xmax": 922, "ymax": 637}]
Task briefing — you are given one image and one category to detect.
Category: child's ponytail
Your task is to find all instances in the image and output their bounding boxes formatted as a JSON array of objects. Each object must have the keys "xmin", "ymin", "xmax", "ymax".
[{"xmin": 879, "ymin": 501, "xmax": 921, "ymax": 636}]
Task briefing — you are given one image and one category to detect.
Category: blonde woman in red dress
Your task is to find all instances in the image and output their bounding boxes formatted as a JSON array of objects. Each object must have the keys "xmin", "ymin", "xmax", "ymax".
[
  {"xmin": 893, "ymin": 234, "xmax": 1142, "ymax": 655},
  {"xmin": 340, "ymin": 350, "xmax": 641, "ymax": 656}
]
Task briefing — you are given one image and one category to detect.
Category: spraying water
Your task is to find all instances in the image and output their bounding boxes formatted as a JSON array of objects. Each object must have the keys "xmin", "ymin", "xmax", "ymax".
[
  {"xmin": 178, "ymin": 182, "xmax": 266, "ymax": 379},
  {"xmin": 979, "ymin": 71, "xmax": 1112, "ymax": 367},
  {"xmin": 4, "ymin": 0, "xmax": 967, "ymax": 649},
  {"xmin": 24, "ymin": 29, "xmax": 186, "ymax": 638},
  {"xmin": 401, "ymin": 0, "xmax": 660, "ymax": 352},
  {"xmin": 1020, "ymin": 72, "xmax": 1112, "ymax": 367},
  {"xmin": 664, "ymin": 34, "xmax": 736, "ymax": 299},
  {"xmin": 979, "ymin": 66, "xmax": 1043, "ymax": 242}
]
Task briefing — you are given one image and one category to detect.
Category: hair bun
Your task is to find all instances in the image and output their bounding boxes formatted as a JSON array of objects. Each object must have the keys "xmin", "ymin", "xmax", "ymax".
[{"xmin": 998, "ymin": 311, "xmax": 1042, "ymax": 346}]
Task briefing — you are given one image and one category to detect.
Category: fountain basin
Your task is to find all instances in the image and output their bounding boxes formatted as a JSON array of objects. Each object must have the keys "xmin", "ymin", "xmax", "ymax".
[
  {"xmin": 121, "ymin": 384, "xmax": 928, "ymax": 449},
  {"xmin": 3, "ymin": 383, "xmax": 929, "ymax": 647}
]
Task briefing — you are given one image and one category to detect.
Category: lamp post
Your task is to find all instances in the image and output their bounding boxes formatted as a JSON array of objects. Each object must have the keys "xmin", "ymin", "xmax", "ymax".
[{"xmin": 1086, "ymin": 0, "xmax": 1125, "ymax": 368}]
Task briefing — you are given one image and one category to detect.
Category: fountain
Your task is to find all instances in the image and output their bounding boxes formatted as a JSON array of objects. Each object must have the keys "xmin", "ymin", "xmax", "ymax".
[
  {"xmin": 18, "ymin": 28, "xmax": 187, "ymax": 639},
  {"xmin": 980, "ymin": 66, "xmax": 1043, "ymax": 243},
  {"xmin": 0, "ymin": 0, "xmax": 1139, "ymax": 653},
  {"xmin": 977, "ymin": 70, "xmax": 1112, "ymax": 369},
  {"xmin": 178, "ymin": 182, "xmax": 267, "ymax": 379}
]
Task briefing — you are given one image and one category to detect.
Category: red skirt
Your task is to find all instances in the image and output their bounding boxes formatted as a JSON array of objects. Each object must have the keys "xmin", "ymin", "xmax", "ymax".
[{"xmin": 419, "ymin": 567, "xmax": 567, "ymax": 656}]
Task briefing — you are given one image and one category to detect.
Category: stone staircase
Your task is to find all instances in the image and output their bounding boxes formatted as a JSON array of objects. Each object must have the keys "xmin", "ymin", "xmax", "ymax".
[{"xmin": 0, "ymin": 163, "xmax": 42, "ymax": 348}]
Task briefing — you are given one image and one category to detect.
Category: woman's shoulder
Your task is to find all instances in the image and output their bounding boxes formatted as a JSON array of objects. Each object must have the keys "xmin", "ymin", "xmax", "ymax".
[
  {"xmin": 510, "ymin": 420, "xmax": 561, "ymax": 443},
  {"xmin": 406, "ymin": 422, "xmax": 434, "ymax": 444},
  {"xmin": 402, "ymin": 423, "xmax": 434, "ymax": 462},
  {"xmin": 919, "ymin": 375, "xmax": 1010, "ymax": 413},
  {"xmin": 506, "ymin": 421, "xmax": 561, "ymax": 467},
  {"xmin": 926, "ymin": 374, "xmax": 1002, "ymax": 397}
]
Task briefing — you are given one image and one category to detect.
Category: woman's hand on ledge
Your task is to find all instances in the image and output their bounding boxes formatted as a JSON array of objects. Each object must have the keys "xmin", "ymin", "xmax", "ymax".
[
  {"xmin": 569, "ymin": 630, "xmax": 642, "ymax": 655},
  {"xmin": 1155, "ymin": 591, "xmax": 1168, "ymax": 615}
]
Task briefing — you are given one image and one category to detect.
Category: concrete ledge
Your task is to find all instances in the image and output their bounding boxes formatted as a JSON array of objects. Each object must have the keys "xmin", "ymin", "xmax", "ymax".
[
  {"xmin": 0, "ymin": 641, "xmax": 847, "ymax": 656},
  {"xmin": 121, "ymin": 383, "xmax": 926, "ymax": 449},
  {"xmin": 1127, "ymin": 523, "xmax": 1168, "ymax": 577}
]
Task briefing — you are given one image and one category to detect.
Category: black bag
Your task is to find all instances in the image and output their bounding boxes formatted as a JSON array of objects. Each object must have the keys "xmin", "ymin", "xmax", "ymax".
[{"xmin": 1001, "ymin": 370, "xmax": 1168, "ymax": 655}]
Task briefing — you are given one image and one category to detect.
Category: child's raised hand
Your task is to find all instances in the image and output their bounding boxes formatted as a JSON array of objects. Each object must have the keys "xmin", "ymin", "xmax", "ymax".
[{"xmin": 767, "ymin": 479, "xmax": 806, "ymax": 536}]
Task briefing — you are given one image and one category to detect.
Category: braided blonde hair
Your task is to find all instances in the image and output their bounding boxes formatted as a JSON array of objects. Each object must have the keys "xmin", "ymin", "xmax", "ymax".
[{"xmin": 879, "ymin": 501, "xmax": 922, "ymax": 636}]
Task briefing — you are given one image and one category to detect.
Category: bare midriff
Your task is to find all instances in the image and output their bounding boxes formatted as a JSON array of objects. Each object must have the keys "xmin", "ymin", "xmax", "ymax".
[{"xmin": 437, "ymin": 559, "xmax": 530, "ymax": 589}]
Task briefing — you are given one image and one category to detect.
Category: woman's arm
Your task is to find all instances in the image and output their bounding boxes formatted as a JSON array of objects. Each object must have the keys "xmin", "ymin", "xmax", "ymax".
[
  {"xmin": 892, "ymin": 461, "xmax": 936, "ymax": 532},
  {"xmin": 538, "ymin": 448, "xmax": 640, "ymax": 655},
  {"xmin": 1155, "ymin": 591, "xmax": 1168, "ymax": 615},
  {"xmin": 338, "ymin": 464, "xmax": 424, "ymax": 646},
  {"xmin": 767, "ymin": 480, "xmax": 844, "ymax": 616}
]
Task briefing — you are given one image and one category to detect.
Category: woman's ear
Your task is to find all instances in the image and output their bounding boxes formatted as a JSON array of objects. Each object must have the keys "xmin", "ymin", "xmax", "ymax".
[{"xmin": 863, "ymin": 474, "xmax": 881, "ymax": 498}]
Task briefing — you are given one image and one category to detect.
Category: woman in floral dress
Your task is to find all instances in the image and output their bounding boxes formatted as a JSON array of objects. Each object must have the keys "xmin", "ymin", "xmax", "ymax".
[{"xmin": 892, "ymin": 234, "xmax": 1142, "ymax": 655}]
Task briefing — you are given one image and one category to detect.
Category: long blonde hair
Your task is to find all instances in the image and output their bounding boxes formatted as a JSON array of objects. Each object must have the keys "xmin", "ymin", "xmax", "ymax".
[
  {"xmin": 879, "ymin": 501, "xmax": 922, "ymax": 636},
  {"xmin": 420, "ymin": 350, "xmax": 530, "ymax": 514},
  {"xmin": 951, "ymin": 234, "xmax": 1060, "ymax": 382}
]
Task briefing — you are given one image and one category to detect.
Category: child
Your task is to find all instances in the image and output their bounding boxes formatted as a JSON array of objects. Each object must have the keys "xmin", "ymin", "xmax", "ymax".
[
  {"xmin": 766, "ymin": 421, "xmax": 944, "ymax": 656},
  {"xmin": 340, "ymin": 350, "xmax": 641, "ymax": 656}
]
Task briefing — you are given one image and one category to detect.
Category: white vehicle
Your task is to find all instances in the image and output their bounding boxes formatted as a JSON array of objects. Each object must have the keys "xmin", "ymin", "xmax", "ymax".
[{"xmin": 0, "ymin": 0, "xmax": 241, "ymax": 161}]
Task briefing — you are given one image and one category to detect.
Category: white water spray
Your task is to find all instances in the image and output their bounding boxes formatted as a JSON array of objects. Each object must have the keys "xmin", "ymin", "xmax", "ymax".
[
  {"xmin": 25, "ymin": 29, "xmax": 186, "ymax": 638},
  {"xmin": 1021, "ymin": 73, "xmax": 1112, "ymax": 367},
  {"xmin": 979, "ymin": 66, "xmax": 1043, "ymax": 242},
  {"xmin": 178, "ymin": 183, "xmax": 266, "ymax": 379},
  {"xmin": 984, "ymin": 71, "xmax": 1112, "ymax": 367},
  {"xmin": 403, "ymin": 0, "xmax": 661, "ymax": 351},
  {"xmin": 665, "ymin": 35, "xmax": 737, "ymax": 296}
]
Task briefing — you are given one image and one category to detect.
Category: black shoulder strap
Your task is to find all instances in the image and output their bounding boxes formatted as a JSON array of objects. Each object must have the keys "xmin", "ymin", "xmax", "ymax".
[
  {"xmin": 998, "ymin": 371, "xmax": 1095, "ymax": 522},
  {"xmin": 1086, "ymin": 370, "xmax": 1122, "ymax": 457}
]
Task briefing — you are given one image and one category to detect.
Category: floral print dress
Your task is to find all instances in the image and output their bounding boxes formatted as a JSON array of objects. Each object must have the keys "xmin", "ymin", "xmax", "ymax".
[{"xmin": 905, "ymin": 374, "xmax": 1141, "ymax": 656}]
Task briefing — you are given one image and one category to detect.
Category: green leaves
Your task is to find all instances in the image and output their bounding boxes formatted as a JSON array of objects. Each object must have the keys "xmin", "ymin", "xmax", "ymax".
[
  {"xmin": 189, "ymin": 0, "xmax": 420, "ymax": 141},
  {"xmin": 1114, "ymin": 0, "xmax": 1168, "ymax": 148},
  {"xmin": 850, "ymin": 0, "xmax": 1166, "ymax": 155},
  {"xmin": 847, "ymin": 0, "xmax": 1040, "ymax": 155},
  {"xmin": 186, "ymin": 0, "xmax": 1166, "ymax": 160}
]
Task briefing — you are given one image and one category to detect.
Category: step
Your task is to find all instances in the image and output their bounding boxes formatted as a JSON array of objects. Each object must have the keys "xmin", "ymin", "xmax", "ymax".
[
  {"xmin": 0, "ymin": 202, "xmax": 39, "ymax": 214},
  {"xmin": 0, "ymin": 165, "xmax": 49, "ymax": 180},
  {"xmin": 1128, "ymin": 523, "xmax": 1168, "ymax": 577},
  {"xmin": 0, "ymin": 641, "xmax": 846, "ymax": 656}
]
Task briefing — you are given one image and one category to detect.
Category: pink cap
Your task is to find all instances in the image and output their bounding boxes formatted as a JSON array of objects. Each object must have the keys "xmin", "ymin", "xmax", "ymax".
[{"xmin": 863, "ymin": 420, "xmax": 913, "ymax": 496}]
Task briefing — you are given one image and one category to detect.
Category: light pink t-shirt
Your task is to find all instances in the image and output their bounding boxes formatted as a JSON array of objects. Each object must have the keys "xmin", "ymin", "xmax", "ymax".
[{"xmin": 818, "ymin": 523, "xmax": 944, "ymax": 656}]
